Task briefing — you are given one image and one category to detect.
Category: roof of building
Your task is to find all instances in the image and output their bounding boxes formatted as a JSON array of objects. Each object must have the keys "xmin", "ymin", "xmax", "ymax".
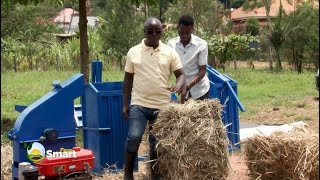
[
  {"xmin": 53, "ymin": 8, "xmax": 79, "ymax": 23},
  {"xmin": 231, "ymin": 0, "xmax": 319, "ymax": 21}
]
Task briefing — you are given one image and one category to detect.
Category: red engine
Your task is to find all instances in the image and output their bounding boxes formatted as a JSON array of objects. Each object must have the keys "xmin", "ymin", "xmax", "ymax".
[{"xmin": 35, "ymin": 147, "xmax": 94, "ymax": 177}]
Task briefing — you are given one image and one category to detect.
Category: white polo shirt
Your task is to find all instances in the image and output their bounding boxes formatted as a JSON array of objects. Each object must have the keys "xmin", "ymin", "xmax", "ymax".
[{"xmin": 167, "ymin": 34, "xmax": 210, "ymax": 99}]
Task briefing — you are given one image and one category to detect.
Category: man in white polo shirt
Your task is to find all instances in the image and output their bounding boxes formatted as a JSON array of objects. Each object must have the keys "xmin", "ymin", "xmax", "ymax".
[{"xmin": 168, "ymin": 15, "xmax": 210, "ymax": 101}]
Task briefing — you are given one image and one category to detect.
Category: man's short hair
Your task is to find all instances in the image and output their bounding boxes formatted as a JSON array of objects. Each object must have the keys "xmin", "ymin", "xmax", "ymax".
[{"xmin": 178, "ymin": 15, "xmax": 194, "ymax": 26}]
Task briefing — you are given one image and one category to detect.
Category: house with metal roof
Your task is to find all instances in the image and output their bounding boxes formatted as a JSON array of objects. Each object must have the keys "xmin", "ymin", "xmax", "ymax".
[
  {"xmin": 229, "ymin": 0, "xmax": 319, "ymax": 34},
  {"xmin": 53, "ymin": 8, "xmax": 98, "ymax": 34}
]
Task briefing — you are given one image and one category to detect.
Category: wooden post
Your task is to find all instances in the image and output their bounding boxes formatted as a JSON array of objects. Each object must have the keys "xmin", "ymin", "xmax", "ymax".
[{"xmin": 79, "ymin": 0, "xmax": 90, "ymax": 83}]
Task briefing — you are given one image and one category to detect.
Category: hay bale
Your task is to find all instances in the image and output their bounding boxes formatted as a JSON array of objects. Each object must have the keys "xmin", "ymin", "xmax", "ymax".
[
  {"xmin": 244, "ymin": 128, "xmax": 319, "ymax": 180},
  {"xmin": 151, "ymin": 99, "xmax": 230, "ymax": 180},
  {"xmin": 1, "ymin": 143, "xmax": 13, "ymax": 180}
]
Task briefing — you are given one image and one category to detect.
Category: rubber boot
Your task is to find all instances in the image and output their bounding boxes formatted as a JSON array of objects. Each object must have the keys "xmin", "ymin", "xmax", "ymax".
[
  {"xmin": 150, "ymin": 149, "xmax": 161, "ymax": 180},
  {"xmin": 124, "ymin": 152, "xmax": 136, "ymax": 180},
  {"xmin": 149, "ymin": 122, "xmax": 161, "ymax": 180}
]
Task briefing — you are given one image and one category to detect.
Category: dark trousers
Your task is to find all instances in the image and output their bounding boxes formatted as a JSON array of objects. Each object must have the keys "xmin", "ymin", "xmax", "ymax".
[
  {"xmin": 125, "ymin": 105, "xmax": 161, "ymax": 179},
  {"xmin": 125, "ymin": 105, "xmax": 159, "ymax": 154},
  {"xmin": 187, "ymin": 90, "xmax": 210, "ymax": 101}
]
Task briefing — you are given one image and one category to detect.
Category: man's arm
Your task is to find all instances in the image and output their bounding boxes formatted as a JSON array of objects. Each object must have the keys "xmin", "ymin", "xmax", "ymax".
[
  {"xmin": 186, "ymin": 65, "xmax": 206, "ymax": 90},
  {"xmin": 172, "ymin": 68, "xmax": 186, "ymax": 103},
  {"xmin": 122, "ymin": 72, "xmax": 134, "ymax": 119},
  {"xmin": 187, "ymin": 42, "xmax": 208, "ymax": 90}
]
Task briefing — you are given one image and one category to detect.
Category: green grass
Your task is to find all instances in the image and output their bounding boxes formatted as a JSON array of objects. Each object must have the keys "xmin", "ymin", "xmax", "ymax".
[
  {"xmin": 2, "ymin": 68, "xmax": 317, "ymax": 121},
  {"xmin": 1, "ymin": 69, "xmax": 125, "ymax": 120},
  {"xmin": 1, "ymin": 67, "xmax": 318, "ymax": 144},
  {"xmin": 1, "ymin": 69, "xmax": 125, "ymax": 144},
  {"xmin": 223, "ymin": 68, "xmax": 318, "ymax": 117},
  {"xmin": 1, "ymin": 70, "xmax": 77, "ymax": 120}
]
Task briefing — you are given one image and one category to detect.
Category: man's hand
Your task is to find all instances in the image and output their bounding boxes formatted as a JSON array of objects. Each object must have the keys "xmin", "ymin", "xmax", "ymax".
[
  {"xmin": 180, "ymin": 84, "xmax": 188, "ymax": 104},
  {"xmin": 170, "ymin": 84, "xmax": 183, "ymax": 93},
  {"xmin": 122, "ymin": 105, "xmax": 130, "ymax": 119}
]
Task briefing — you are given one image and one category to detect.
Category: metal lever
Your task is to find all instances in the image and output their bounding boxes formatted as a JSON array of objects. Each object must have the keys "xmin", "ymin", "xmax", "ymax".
[
  {"xmin": 39, "ymin": 129, "xmax": 59, "ymax": 143},
  {"xmin": 52, "ymin": 80, "xmax": 62, "ymax": 91},
  {"xmin": 39, "ymin": 136, "xmax": 46, "ymax": 142}
]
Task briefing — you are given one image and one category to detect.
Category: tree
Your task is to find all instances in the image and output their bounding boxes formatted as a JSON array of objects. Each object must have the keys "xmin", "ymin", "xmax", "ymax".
[
  {"xmin": 207, "ymin": 34, "xmax": 259, "ymax": 70},
  {"xmin": 1, "ymin": 1, "xmax": 61, "ymax": 71},
  {"xmin": 164, "ymin": 0, "xmax": 224, "ymax": 34},
  {"xmin": 243, "ymin": 0, "xmax": 274, "ymax": 25},
  {"xmin": 243, "ymin": 0, "xmax": 275, "ymax": 70},
  {"xmin": 243, "ymin": 0, "xmax": 316, "ymax": 71},
  {"xmin": 232, "ymin": 0, "xmax": 245, "ymax": 8},
  {"xmin": 266, "ymin": 0, "xmax": 287, "ymax": 70},
  {"xmin": 245, "ymin": 17, "xmax": 260, "ymax": 36},
  {"xmin": 284, "ymin": 3, "xmax": 318, "ymax": 73},
  {"xmin": 130, "ymin": 0, "xmax": 177, "ymax": 20},
  {"xmin": 219, "ymin": 19, "xmax": 234, "ymax": 35},
  {"xmin": 1, "ymin": 1, "xmax": 60, "ymax": 39},
  {"xmin": 2, "ymin": 0, "xmax": 90, "ymax": 82},
  {"xmin": 78, "ymin": 0, "xmax": 89, "ymax": 82},
  {"xmin": 96, "ymin": 0, "xmax": 145, "ymax": 70}
]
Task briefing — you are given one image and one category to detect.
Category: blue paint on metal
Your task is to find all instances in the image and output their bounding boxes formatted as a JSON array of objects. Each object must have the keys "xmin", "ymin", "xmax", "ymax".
[
  {"xmin": 52, "ymin": 80, "xmax": 62, "ymax": 91},
  {"xmin": 14, "ymin": 105, "xmax": 27, "ymax": 113},
  {"xmin": 206, "ymin": 65, "xmax": 245, "ymax": 151},
  {"xmin": 91, "ymin": 60, "xmax": 103, "ymax": 83},
  {"xmin": 170, "ymin": 92, "xmax": 179, "ymax": 102},
  {"xmin": 7, "ymin": 74, "xmax": 85, "ymax": 180},
  {"xmin": 226, "ymin": 81, "xmax": 245, "ymax": 112},
  {"xmin": 82, "ymin": 82, "xmax": 138, "ymax": 173},
  {"xmin": 138, "ymin": 155, "xmax": 148, "ymax": 161},
  {"xmin": 74, "ymin": 104, "xmax": 83, "ymax": 128}
]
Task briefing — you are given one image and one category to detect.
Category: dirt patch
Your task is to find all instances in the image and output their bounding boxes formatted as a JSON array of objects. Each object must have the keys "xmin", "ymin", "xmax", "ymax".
[
  {"xmin": 1, "ymin": 144, "xmax": 12, "ymax": 180},
  {"xmin": 229, "ymin": 96, "xmax": 319, "ymax": 179},
  {"xmin": 241, "ymin": 96, "xmax": 319, "ymax": 133},
  {"xmin": 1, "ymin": 118, "xmax": 14, "ymax": 134},
  {"xmin": 228, "ymin": 61, "xmax": 292, "ymax": 70},
  {"xmin": 228, "ymin": 152, "xmax": 250, "ymax": 180}
]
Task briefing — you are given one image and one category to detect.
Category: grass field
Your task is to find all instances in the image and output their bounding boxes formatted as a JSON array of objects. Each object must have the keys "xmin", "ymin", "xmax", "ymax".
[
  {"xmin": 1, "ymin": 67, "xmax": 317, "ymax": 120},
  {"xmin": 1, "ymin": 65, "xmax": 319, "ymax": 180},
  {"xmin": 1, "ymin": 69, "xmax": 124, "ymax": 120},
  {"xmin": 1, "ymin": 66, "xmax": 318, "ymax": 142},
  {"xmin": 228, "ymin": 68, "xmax": 318, "ymax": 117}
]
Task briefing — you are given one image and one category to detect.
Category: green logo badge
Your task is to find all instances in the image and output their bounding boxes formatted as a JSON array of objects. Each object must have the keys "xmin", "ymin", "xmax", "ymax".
[{"xmin": 26, "ymin": 142, "xmax": 45, "ymax": 162}]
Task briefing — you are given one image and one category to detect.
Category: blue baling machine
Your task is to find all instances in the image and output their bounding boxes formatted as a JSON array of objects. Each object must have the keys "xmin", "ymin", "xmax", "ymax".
[
  {"xmin": 7, "ymin": 60, "xmax": 246, "ymax": 179},
  {"xmin": 82, "ymin": 60, "xmax": 138, "ymax": 173},
  {"xmin": 7, "ymin": 74, "xmax": 84, "ymax": 180},
  {"xmin": 206, "ymin": 65, "xmax": 246, "ymax": 150}
]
